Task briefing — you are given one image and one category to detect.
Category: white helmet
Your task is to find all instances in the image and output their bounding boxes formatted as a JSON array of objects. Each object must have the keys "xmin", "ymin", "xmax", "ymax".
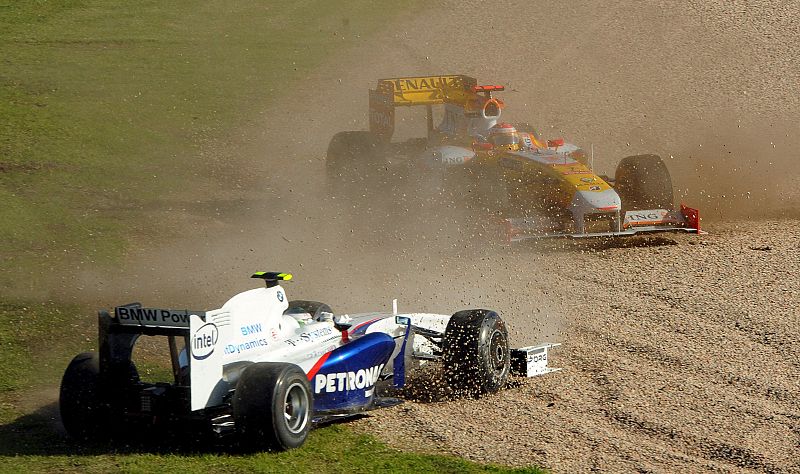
[{"xmin": 488, "ymin": 122, "xmax": 520, "ymax": 148}]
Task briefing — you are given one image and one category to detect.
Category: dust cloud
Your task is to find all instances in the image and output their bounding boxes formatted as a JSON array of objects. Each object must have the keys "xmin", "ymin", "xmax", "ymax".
[
  {"xmin": 66, "ymin": 0, "xmax": 800, "ymax": 343},
  {"xmin": 51, "ymin": 1, "xmax": 800, "ymax": 470}
]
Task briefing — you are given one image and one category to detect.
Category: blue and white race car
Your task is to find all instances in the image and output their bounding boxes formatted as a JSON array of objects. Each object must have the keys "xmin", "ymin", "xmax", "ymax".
[{"xmin": 60, "ymin": 272, "xmax": 559, "ymax": 451}]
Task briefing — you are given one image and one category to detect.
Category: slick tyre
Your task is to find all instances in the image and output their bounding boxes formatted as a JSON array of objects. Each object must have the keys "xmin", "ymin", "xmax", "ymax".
[
  {"xmin": 325, "ymin": 131, "xmax": 386, "ymax": 195},
  {"xmin": 443, "ymin": 310, "xmax": 510, "ymax": 397},
  {"xmin": 234, "ymin": 362, "xmax": 312, "ymax": 451},
  {"xmin": 59, "ymin": 352, "xmax": 108, "ymax": 441},
  {"xmin": 614, "ymin": 154, "xmax": 674, "ymax": 211}
]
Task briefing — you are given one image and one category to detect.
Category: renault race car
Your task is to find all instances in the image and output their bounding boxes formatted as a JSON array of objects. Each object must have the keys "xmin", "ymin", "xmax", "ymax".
[
  {"xmin": 60, "ymin": 272, "xmax": 559, "ymax": 451},
  {"xmin": 326, "ymin": 74, "xmax": 703, "ymax": 241}
]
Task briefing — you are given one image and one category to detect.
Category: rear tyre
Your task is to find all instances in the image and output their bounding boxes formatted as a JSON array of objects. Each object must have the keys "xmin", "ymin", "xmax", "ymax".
[
  {"xmin": 233, "ymin": 362, "xmax": 312, "ymax": 451},
  {"xmin": 325, "ymin": 131, "xmax": 386, "ymax": 196},
  {"xmin": 442, "ymin": 310, "xmax": 510, "ymax": 397},
  {"xmin": 59, "ymin": 352, "xmax": 107, "ymax": 440},
  {"xmin": 614, "ymin": 154, "xmax": 674, "ymax": 211}
]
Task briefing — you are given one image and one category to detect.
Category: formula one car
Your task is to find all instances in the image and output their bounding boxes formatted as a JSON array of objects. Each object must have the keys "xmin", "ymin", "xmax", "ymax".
[
  {"xmin": 60, "ymin": 272, "xmax": 559, "ymax": 451},
  {"xmin": 326, "ymin": 74, "xmax": 703, "ymax": 241}
]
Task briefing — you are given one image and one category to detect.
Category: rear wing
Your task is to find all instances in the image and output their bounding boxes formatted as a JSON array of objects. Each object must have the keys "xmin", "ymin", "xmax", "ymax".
[
  {"xmin": 369, "ymin": 74, "xmax": 504, "ymax": 140},
  {"xmin": 99, "ymin": 304, "xmax": 204, "ymax": 389},
  {"xmin": 373, "ymin": 75, "xmax": 477, "ymax": 107},
  {"xmin": 113, "ymin": 304, "xmax": 204, "ymax": 331}
]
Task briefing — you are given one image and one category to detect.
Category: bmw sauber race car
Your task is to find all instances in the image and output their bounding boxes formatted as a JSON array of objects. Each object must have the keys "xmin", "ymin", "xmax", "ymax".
[
  {"xmin": 60, "ymin": 272, "xmax": 559, "ymax": 451},
  {"xmin": 326, "ymin": 74, "xmax": 703, "ymax": 241}
]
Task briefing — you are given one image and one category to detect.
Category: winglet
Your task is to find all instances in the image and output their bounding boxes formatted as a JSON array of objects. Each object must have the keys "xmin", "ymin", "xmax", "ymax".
[{"xmin": 251, "ymin": 272, "xmax": 293, "ymax": 288}]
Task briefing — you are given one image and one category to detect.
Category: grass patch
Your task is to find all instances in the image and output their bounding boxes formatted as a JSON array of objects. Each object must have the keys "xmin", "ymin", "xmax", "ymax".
[
  {"xmin": 0, "ymin": 0, "xmax": 396, "ymax": 289},
  {"xmin": 0, "ymin": 301, "xmax": 89, "ymax": 394},
  {"xmin": 0, "ymin": 415, "xmax": 544, "ymax": 473},
  {"xmin": 0, "ymin": 301, "xmax": 91, "ymax": 422}
]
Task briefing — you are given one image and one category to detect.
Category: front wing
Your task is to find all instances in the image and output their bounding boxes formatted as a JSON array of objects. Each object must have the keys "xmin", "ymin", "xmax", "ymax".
[{"xmin": 501, "ymin": 204, "xmax": 705, "ymax": 242}]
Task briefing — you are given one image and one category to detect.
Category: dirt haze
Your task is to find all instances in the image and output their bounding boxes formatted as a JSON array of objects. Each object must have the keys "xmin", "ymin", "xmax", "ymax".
[{"xmin": 53, "ymin": 1, "xmax": 800, "ymax": 472}]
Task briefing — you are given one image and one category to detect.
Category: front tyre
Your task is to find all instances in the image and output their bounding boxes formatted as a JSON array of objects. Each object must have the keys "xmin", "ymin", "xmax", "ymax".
[
  {"xmin": 442, "ymin": 310, "xmax": 510, "ymax": 397},
  {"xmin": 614, "ymin": 154, "xmax": 674, "ymax": 211},
  {"xmin": 233, "ymin": 362, "xmax": 312, "ymax": 451}
]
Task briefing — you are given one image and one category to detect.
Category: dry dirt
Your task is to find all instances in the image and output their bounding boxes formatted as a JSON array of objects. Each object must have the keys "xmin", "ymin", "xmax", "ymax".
[{"xmin": 54, "ymin": 1, "xmax": 800, "ymax": 472}]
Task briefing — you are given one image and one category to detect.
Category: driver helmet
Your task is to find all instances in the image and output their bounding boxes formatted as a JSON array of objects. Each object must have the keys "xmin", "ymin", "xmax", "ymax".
[{"xmin": 488, "ymin": 122, "xmax": 520, "ymax": 150}]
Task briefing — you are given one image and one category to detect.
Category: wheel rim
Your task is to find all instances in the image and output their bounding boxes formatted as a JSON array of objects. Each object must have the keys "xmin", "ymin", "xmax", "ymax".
[
  {"xmin": 489, "ymin": 330, "xmax": 508, "ymax": 376},
  {"xmin": 283, "ymin": 382, "xmax": 309, "ymax": 434}
]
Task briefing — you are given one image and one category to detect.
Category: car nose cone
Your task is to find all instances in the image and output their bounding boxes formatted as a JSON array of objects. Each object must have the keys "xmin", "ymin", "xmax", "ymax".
[{"xmin": 572, "ymin": 189, "xmax": 621, "ymax": 213}]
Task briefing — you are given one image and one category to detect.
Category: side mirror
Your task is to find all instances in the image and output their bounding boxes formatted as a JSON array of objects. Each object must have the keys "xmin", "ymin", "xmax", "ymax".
[{"xmin": 333, "ymin": 314, "xmax": 353, "ymax": 342}]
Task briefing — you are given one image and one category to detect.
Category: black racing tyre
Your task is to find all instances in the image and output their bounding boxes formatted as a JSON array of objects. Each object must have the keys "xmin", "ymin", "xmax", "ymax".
[
  {"xmin": 233, "ymin": 362, "xmax": 312, "ymax": 451},
  {"xmin": 442, "ymin": 310, "xmax": 510, "ymax": 397},
  {"xmin": 60, "ymin": 353, "xmax": 140, "ymax": 441},
  {"xmin": 325, "ymin": 131, "xmax": 386, "ymax": 193},
  {"xmin": 285, "ymin": 300, "xmax": 333, "ymax": 320},
  {"xmin": 614, "ymin": 154, "xmax": 674, "ymax": 211},
  {"xmin": 59, "ymin": 352, "xmax": 107, "ymax": 440}
]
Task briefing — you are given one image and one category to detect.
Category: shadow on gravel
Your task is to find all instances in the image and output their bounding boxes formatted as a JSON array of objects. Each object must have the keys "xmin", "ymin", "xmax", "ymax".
[
  {"xmin": 583, "ymin": 235, "xmax": 679, "ymax": 250},
  {"xmin": 511, "ymin": 235, "xmax": 679, "ymax": 254}
]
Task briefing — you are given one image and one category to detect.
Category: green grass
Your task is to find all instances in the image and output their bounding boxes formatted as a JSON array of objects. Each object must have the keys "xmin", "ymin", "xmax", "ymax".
[
  {"xmin": 0, "ymin": 422, "xmax": 543, "ymax": 473},
  {"xmin": 0, "ymin": 302, "xmax": 90, "ymax": 422},
  {"xmin": 0, "ymin": 0, "xmax": 394, "ymax": 289}
]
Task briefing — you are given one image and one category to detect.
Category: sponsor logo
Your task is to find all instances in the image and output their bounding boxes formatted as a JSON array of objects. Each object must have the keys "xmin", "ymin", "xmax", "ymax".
[
  {"xmin": 191, "ymin": 323, "xmax": 218, "ymax": 360},
  {"xmin": 285, "ymin": 327, "xmax": 335, "ymax": 347},
  {"xmin": 224, "ymin": 338, "xmax": 269, "ymax": 355},
  {"xmin": 589, "ymin": 185, "xmax": 601, "ymax": 191},
  {"xmin": 627, "ymin": 211, "xmax": 667, "ymax": 221},
  {"xmin": 116, "ymin": 307, "xmax": 192, "ymax": 326},
  {"xmin": 528, "ymin": 352, "xmax": 548, "ymax": 364},
  {"xmin": 369, "ymin": 110, "xmax": 391, "ymax": 129},
  {"xmin": 307, "ymin": 345, "xmax": 337, "ymax": 360},
  {"xmin": 441, "ymin": 155, "xmax": 470, "ymax": 165},
  {"xmin": 314, "ymin": 363, "xmax": 385, "ymax": 394},
  {"xmin": 276, "ymin": 290, "xmax": 284, "ymax": 302},
  {"xmin": 581, "ymin": 177, "xmax": 595, "ymax": 183},
  {"xmin": 392, "ymin": 76, "xmax": 456, "ymax": 92},
  {"xmin": 240, "ymin": 323, "xmax": 262, "ymax": 336}
]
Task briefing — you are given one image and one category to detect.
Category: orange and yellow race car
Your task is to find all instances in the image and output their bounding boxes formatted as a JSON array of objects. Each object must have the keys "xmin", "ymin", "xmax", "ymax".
[{"xmin": 326, "ymin": 74, "xmax": 702, "ymax": 241}]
